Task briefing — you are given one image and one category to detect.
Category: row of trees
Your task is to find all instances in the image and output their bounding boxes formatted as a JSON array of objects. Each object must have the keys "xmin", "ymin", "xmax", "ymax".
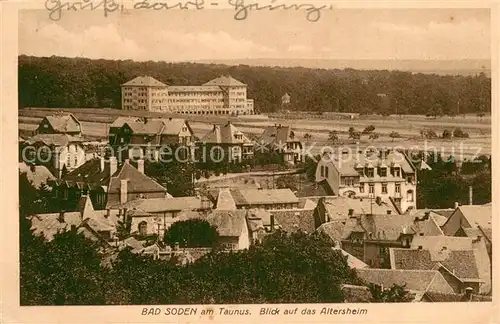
[{"xmin": 19, "ymin": 55, "xmax": 490, "ymax": 115}]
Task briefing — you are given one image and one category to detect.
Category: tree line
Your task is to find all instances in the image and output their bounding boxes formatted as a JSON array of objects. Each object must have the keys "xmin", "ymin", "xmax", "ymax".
[{"xmin": 19, "ymin": 55, "xmax": 491, "ymax": 115}]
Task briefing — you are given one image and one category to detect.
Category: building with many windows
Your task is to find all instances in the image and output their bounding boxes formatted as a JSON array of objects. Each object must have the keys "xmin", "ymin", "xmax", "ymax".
[
  {"xmin": 121, "ymin": 75, "xmax": 254, "ymax": 116},
  {"xmin": 315, "ymin": 150, "xmax": 417, "ymax": 213}
]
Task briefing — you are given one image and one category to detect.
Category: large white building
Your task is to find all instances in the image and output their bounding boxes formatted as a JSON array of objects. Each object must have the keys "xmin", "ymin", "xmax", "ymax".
[
  {"xmin": 121, "ymin": 75, "xmax": 254, "ymax": 116},
  {"xmin": 315, "ymin": 150, "xmax": 417, "ymax": 213}
]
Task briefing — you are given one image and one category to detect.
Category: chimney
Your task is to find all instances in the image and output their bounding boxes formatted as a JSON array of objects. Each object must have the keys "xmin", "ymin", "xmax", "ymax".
[
  {"xmin": 465, "ymin": 287, "xmax": 474, "ymax": 301},
  {"xmin": 270, "ymin": 215, "xmax": 275, "ymax": 231},
  {"xmin": 105, "ymin": 209, "xmax": 111, "ymax": 219},
  {"xmin": 120, "ymin": 179, "xmax": 128, "ymax": 204},
  {"xmin": 442, "ymin": 246, "xmax": 447, "ymax": 251},
  {"xmin": 144, "ymin": 117, "xmax": 148, "ymax": 124},
  {"xmin": 454, "ymin": 201, "xmax": 459, "ymax": 209},
  {"xmin": 137, "ymin": 159, "xmax": 144, "ymax": 174},
  {"xmin": 109, "ymin": 156, "xmax": 118, "ymax": 175},
  {"xmin": 58, "ymin": 211, "xmax": 65, "ymax": 223},
  {"xmin": 100, "ymin": 157, "xmax": 105, "ymax": 173},
  {"xmin": 348, "ymin": 208, "xmax": 354, "ymax": 217},
  {"xmin": 469, "ymin": 186, "xmax": 473, "ymax": 205},
  {"xmin": 386, "ymin": 210, "xmax": 392, "ymax": 215},
  {"xmin": 423, "ymin": 212, "xmax": 430, "ymax": 220},
  {"xmin": 169, "ymin": 117, "xmax": 172, "ymax": 121},
  {"xmin": 418, "ymin": 245, "xmax": 423, "ymax": 250}
]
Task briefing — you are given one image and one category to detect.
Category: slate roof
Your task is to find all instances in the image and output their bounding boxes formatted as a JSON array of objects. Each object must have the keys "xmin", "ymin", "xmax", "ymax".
[
  {"xmin": 269, "ymin": 209, "xmax": 316, "ymax": 234},
  {"xmin": 390, "ymin": 248, "xmax": 480, "ymax": 280},
  {"xmin": 357, "ymin": 269, "xmax": 450, "ymax": 293},
  {"xmin": 167, "ymin": 85, "xmax": 222, "ymax": 92},
  {"xmin": 340, "ymin": 284, "xmax": 372, "ymax": 303},
  {"xmin": 457, "ymin": 205, "xmax": 492, "ymax": 229},
  {"xmin": 118, "ymin": 196, "xmax": 210, "ymax": 213},
  {"xmin": 320, "ymin": 196, "xmax": 400, "ymax": 221},
  {"xmin": 59, "ymin": 158, "xmax": 111, "ymax": 187},
  {"xmin": 200, "ymin": 121, "xmax": 253, "ymax": 145},
  {"xmin": 41, "ymin": 114, "xmax": 81, "ymax": 133},
  {"xmin": 410, "ymin": 236, "xmax": 473, "ymax": 251},
  {"xmin": 320, "ymin": 150, "xmax": 416, "ymax": 178},
  {"xmin": 203, "ymin": 75, "xmax": 246, "ymax": 87},
  {"xmin": 216, "ymin": 188, "xmax": 237, "ymax": 210},
  {"xmin": 258, "ymin": 125, "xmax": 300, "ymax": 147},
  {"xmin": 340, "ymin": 213, "xmax": 442, "ymax": 241},
  {"xmin": 333, "ymin": 247, "xmax": 369, "ymax": 269},
  {"xmin": 231, "ymin": 188, "xmax": 299, "ymax": 206},
  {"xmin": 206, "ymin": 210, "xmax": 247, "ymax": 237},
  {"xmin": 25, "ymin": 134, "xmax": 83, "ymax": 147},
  {"xmin": 19, "ymin": 162, "xmax": 55, "ymax": 188},
  {"xmin": 122, "ymin": 76, "xmax": 167, "ymax": 87}
]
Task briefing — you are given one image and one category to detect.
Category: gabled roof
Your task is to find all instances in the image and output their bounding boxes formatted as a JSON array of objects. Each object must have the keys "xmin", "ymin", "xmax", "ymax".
[
  {"xmin": 60, "ymin": 158, "xmax": 111, "ymax": 187},
  {"xmin": 231, "ymin": 188, "xmax": 299, "ymax": 206},
  {"xmin": 319, "ymin": 196, "xmax": 400, "ymax": 221},
  {"xmin": 19, "ymin": 162, "xmax": 55, "ymax": 188},
  {"xmin": 30, "ymin": 212, "xmax": 83, "ymax": 241},
  {"xmin": 203, "ymin": 75, "xmax": 246, "ymax": 87},
  {"xmin": 106, "ymin": 161, "xmax": 168, "ymax": 208},
  {"xmin": 110, "ymin": 117, "xmax": 143, "ymax": 129},
  {"xmin": 215, "ymin": 188, "xmax": 237, "ymax": 210},
  {"xmin": 122, "ymin": 76, "xmax": 166, "ymax": 87},
  {"xmin": 357, "ymin": 269, "xmax": 453, "ymax": 293},
  {"xmin": 25, "ymin": 134, "xmax": 83, "ymax": 147},
  {"xmin": 118, "ymin": 196, "xmax": 209, "ymax": 214},
  {"xmin": 390, "ymin": 248, "xmax": 481, "ymax": 280},
  {"xmin": 206, "ymin": 210, "xmax": 247, "ymax": 237},
  {"xmin": 410, "ymin": 236, "xmax": 473, "ymax": 251},
  {"xmin": 201, "ymin": 121, "xmax": 252, "ymax": 145},
  {"xmin": 269, "ymin": 209, "xmax": 316, "ymax": 234},
  {"xmin": 40, "ymin": 114, "xmax": 81, "ymax": 133},
  {"xmin": 258, "ymin": 125, "xmax": 299, "ymax": 147},
  {"xmin": 160, "ymin": 118, "xmax": 191, "ymax": 136},
  {"xmin": 125, "ymin": 120, "xmax": 165, "ymax": 135},
  {"xmin": 333, "ymin": 247, "xmax": 369, "ymax": 269},
  {"xmin": 456, "ymin": 205, "xmax": 492, "ymax": 229}
]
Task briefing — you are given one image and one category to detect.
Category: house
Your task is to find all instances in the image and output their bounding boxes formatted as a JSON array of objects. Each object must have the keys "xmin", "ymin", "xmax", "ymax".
[
  {"xmin": 108, "ymin": 117, "xmax": 196, "ymax": 160},
  {"xmin": 115, "ymin": 196, "xmax": 212, "ymax": 237},
  {"xmin": 228, "ymin": 188, "xmax": 300, "ymax": 210},
  {"xmin": 313, "ymin": 196, "xmax": 400, "ymax": 226},
  {"xmin": 441, "ymin": 204, "xmax": 492, "ymax": 237},
  {"xmin": 197, "ymin": 121, "xmax": 254, "ymax": 163},
  {"xmin": 356, "ymin": 269, "xmax": 455, "ymax": 296},
  {"xmin": 19, "ymin": 162, "xmax": 55, "ymax": 188},
  {"xmin": 408, "ymin": 236, "xmax": 491, "ymax": 294},
  {"xmin": 257, "ymin": 124, "xmax": 303, "ymax": 165},
  {"xmin": 29, "ymin": 195, "xmax": 119, "ymax": 245},
  {"xmin": 22, "ymin": 134, "xmax": 86, "ymax": 177},
  {"xmin": 315, "ymin": 150, "xmax": 417, "ymax": 213},
  {"xmin": 49, "ymin": 157, "xmax": 169, "ymax": 210},
  {"xmin": 333, "ymin": 247, "xmax": 369, "ymax": 269},
  {"xmin": 35, "ymin": 113, "xmax": 82, "ymax": 136},
  {"xmin": 389, "ymin": 247, "xmax": 483, "ymax": 293},
  {"xmin": 268, "ymin": 209, "xmax": 316, "ymax": 234},
  {"xmin": 206, "ymin": 210, "xmax": 250, "ymax": 250},
  {"xmin": 315, "ymin": 211, "xmax": 444, "ymax": 268}
]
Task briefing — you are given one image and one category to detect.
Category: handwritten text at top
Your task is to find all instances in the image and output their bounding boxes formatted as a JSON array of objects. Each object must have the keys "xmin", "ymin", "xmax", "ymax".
[{"xmin": 44, "ymin": 0, "xmax": 331, "ymax": 22}]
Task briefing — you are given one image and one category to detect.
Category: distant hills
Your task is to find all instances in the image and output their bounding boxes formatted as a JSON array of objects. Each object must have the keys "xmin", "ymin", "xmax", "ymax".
[{"xmin": 194, "ymin": 58, "xmax": 491, "ymax": 76}]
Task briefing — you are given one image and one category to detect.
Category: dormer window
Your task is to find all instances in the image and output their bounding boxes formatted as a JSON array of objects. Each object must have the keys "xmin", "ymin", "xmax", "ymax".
[
  {"xmin": 393, "ymin": 167, "xmax": 401, "ymax": 177},
  {"xmin": 366, "ymin": 168, "xmax": 374, "ymax": 177},
  {"xmin": 379, "ymin": 167, "xmax": 387, "ymax": 177}
]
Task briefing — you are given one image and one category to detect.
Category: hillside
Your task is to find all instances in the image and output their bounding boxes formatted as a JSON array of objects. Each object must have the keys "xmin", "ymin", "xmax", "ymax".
[{"xmin": 18, "ymin": 55, "xmax": 491, "ymax": 115}]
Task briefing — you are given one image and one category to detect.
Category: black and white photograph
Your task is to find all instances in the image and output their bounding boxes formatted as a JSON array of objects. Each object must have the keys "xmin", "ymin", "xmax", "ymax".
[{"xmin": 11, "ymin": 4, "xmax": 494, "ymax": 313}]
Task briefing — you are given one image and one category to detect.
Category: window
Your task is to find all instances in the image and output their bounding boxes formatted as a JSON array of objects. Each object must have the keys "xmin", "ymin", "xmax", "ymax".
[
  {"xmin": 325, "ymin": 167, "xmax": 329, "ymax": 178},
  {"xmin": 366, "ymin": 168, "xmax": 374, "ymax": 177},
  {"xmin": 369, "ymin": 184, "xmax": 374, "ymax": 194},
  {"xmin": 395, "ymin": 183, "xmax": 401, "ymax": 193},
  {"xmin": 394, "ymin": 167, "xmax": 401, "ymax": 177},
  {"xmin": 359, "ymin": 183, "xmax": 365, "ymax": 193},
  {"xmin": 381, "ymin": 183, "xmax": 388, "ymax": 194},
  {"xmin": 407, "ymin": 176, "xmax": 413, "ymax": 183},
  {"xmin": 379, "ymin": 167, "xmax": 387, "ymax": 177},
  {"xmin": 138, "ymin": 221, "xmax": 148, "ymax": 236},
  {"xmin": 320, "ymin": 165, "xmax": 324, "ymax": 177},
  {"xmin": 407, "ymin": 190, "xmax": 414, "ymax": 202}
]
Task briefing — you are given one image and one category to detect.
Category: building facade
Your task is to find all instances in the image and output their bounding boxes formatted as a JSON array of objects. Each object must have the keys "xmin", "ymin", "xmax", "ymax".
[
  {"xmin": 315, "ymin": 151, "xmax": 417, "ymax": 213},
  {"xmin": 121, "ymin": 75, "xmax": 255, "ymax": 116}
]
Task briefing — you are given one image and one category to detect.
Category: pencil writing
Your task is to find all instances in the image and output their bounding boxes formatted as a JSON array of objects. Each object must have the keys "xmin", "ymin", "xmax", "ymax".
[
  {"xmin": 45, "ymin": 0, "xmax": 121, "ymax": 21},
  {"xmin": 228, "ymin": 0, "xmax": 330, "ymax": 22}
]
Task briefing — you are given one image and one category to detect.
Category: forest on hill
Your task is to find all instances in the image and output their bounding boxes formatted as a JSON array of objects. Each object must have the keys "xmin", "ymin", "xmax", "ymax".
[{"xmin": 18, "ymin": 55, "xmax": 491, "ymax": 115}]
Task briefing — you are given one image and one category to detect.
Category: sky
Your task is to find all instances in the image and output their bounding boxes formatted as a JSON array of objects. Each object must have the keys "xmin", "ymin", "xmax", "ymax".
[{"xmin": 18, "ymin": 8, "xmax": 491, "ymax": 62}]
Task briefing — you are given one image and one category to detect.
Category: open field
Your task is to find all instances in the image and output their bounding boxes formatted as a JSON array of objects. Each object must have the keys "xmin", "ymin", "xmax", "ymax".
[{"xmin": 19, "ymin": 107, "xmax": 491, "ymax": 159}]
